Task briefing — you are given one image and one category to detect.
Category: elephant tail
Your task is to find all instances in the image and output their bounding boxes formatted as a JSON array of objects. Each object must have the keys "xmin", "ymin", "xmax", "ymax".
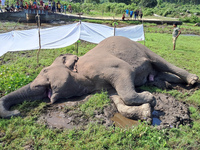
[{"xmin": 0, "ymin": 83, "xmax": 47, "ymax": 118}]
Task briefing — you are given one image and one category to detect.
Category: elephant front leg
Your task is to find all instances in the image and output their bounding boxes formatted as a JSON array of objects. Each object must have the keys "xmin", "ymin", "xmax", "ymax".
[
  {"xmin": 108, "ymin": 67, "xmax": 155, "ymax": 106},
  {"xmin": 110, "ymin": 95, "xmax": 152, "ymax": 121}
]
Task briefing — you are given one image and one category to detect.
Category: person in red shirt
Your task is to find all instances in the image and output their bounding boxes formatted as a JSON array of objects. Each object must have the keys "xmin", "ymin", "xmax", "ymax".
[
  {"xmin": 25, "ymin": 2, "xmax": 29, "ymax": 9},
  {"xmin": 40, "ymin": 0, "xmax": 43, "ymax": 7},
  {"xmin": 122, "ymin": 13, "xmax": 125, "ymax": 21},
  {"xmin": 68, "ymin": 4, "xmax": 71, "ymax": 13}
]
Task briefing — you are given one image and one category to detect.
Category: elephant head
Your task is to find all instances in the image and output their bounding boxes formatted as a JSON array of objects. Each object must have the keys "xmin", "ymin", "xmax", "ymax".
[{"xmin": 0, "ymin": 54, "xmax": 93, "ymax": 118}]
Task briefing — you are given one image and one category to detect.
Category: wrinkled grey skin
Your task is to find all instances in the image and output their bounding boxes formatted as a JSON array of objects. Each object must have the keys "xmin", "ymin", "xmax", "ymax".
[{"xmin": 0, "ymin": 36, "xmax": 198, "ymax": 119}]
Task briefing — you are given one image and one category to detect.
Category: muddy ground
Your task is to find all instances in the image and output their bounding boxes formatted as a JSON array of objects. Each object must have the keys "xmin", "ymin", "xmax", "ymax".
[{"xmin": 37, "ymin": 82, "xmax": 200, "ymax": 130}]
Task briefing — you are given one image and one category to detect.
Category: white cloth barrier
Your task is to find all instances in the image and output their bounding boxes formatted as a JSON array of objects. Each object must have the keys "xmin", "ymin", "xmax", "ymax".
[
  {"xmin": 115, "ymin": 25, "xmax": 145, "ymax": 41},
  {"xmin": 0, "ymin": 22, "xmax": 145, "ymax": 56},
  {"xmin": 80, "ymin": 22, "xmax": 114, "ymax": 44},
  {"xmin": 40, "ymin": 23, "xmax": 80, "ymax": 49}
]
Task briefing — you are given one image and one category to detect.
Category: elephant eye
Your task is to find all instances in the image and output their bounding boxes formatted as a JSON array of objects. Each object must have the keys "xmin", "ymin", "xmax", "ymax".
[{"xmin": 62, "ymin": 56, "xmax": 66, "ymax": 64}]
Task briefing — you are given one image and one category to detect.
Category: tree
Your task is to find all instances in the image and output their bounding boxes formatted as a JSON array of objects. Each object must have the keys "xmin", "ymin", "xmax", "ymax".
[{"xmin": 140, "ymin": 0, "xmax": 157, "ymax": 7}]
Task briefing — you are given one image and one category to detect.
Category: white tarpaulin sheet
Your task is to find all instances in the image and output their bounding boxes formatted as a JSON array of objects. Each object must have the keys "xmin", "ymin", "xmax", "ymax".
[
  {"xmin": 0, "ymin": 22, "xmax": 144, "ymax": 56},
  {"xmin": 115, "ymin": 25, "xmax": 145, "ymax": 41},
  {"xmin": 80, "ymin": 22, "xmax": 114, "ymax": 44}
]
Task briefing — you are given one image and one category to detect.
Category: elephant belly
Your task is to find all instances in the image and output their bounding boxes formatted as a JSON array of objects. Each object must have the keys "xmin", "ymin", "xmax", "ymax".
[{"xmin": 133, "ymin": 58, "xmax": 154, "ymax": 87}]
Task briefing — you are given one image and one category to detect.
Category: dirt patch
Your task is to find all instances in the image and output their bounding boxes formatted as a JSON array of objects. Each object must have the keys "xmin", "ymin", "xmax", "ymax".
[
  {"xmin": 37, "ymin": 88, "xmax": 192, "ymax": 130},
  {"xmin": 153, "ymin": 93, "xmax": 191, "ymax": 129},
  {"xmin": 37, "ymin": 95, "xmax": 118, "ymax": 129}
]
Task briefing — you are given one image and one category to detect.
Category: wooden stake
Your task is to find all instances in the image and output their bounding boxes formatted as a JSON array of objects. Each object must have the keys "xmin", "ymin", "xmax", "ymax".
[
  {"xmin": 114, "ymin": 24, "xmax": 116, "ymax": 36},
  {"xmin": 142, "ymin": 19, "xmax": 145, "ymax": 46},
  {"xmin": 36, "ymin": 10, "xmax": 41, "ymax": 64},
  {"xmin": 76, "ymin": 42, "xmax": 78, "ymax": 55}
]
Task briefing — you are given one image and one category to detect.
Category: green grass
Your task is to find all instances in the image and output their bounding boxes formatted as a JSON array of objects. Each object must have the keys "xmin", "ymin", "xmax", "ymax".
[
  {"xmin": 0, "ymin": 22, "xmax": 200, "ymax": 149},
  {"xmin": 80, "ymin": 91, "xmax": 110, "ymax": 117}
]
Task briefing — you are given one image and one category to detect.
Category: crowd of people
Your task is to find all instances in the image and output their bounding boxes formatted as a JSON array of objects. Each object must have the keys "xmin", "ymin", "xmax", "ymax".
[
  {"xmin": 122, "ymin": 8, "xmax": 143, "ymax": 20},
  {"xmin": 0, "ymin": 0, "xmax": 72, "ymax": 14}
]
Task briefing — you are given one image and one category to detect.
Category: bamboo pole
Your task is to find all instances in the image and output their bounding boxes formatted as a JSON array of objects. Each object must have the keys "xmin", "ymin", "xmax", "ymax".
[
  {"xmin": 36, "ymin": 9, "xmax": 41, "ymax": 64},
  {"xmin": 114, "ymin": 24, "xmax": 116, "ymax": 36},
  {"xmin": 142, "ymin": 19, "xmax": 145, "ymax": 46},
  {"xmin": 113, "ymin": 17, "xmax": 116, "ymax": 36}
]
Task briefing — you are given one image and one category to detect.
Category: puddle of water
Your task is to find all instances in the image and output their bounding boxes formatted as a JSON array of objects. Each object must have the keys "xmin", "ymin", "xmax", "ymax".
[
  {"xmin": 111, "ymin": 111, "xmax": 162, "ymax": 128},
  {"xmin": 152, "ymin": 110, "xmax": 162, "ymax": 126},
  {"xmin": 111, "ymin": 113, "xmax": 140, "ymax": 128},
  {"xmin": 152, "ymin": 117, "xmax": 162, "ymax": 126}
]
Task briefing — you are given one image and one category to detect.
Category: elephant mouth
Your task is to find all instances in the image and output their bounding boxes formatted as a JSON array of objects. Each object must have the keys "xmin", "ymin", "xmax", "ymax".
[{"xmin": 47, "ymin": 88, "xmax": 52, "ymax": 99}]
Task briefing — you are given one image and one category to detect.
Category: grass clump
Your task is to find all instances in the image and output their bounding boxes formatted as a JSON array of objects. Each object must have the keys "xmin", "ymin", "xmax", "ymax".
[{"xmin": 80, "ymin": 91, "xmax": 110, "ymax": 116}]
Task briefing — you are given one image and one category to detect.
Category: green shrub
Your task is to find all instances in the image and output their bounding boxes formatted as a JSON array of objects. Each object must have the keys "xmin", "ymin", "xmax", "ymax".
[{"xmin": 180, "ymin": 15, "xmax": 200, "ymax": 23}]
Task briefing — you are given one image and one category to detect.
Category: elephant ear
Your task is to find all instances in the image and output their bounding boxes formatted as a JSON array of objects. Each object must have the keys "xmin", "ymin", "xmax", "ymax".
[
  {"xmin": 30, "ymin": 73, "xmax": 50, "ymax": 89},
  {"xmin": 64, "ymin": 54, "xmax": 79, "ymax": 72}
]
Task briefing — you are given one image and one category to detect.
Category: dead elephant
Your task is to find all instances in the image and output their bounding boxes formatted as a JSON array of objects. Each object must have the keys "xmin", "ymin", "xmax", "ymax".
[{"xmin": 0, "ymin": 36, "xmax": 198, "ymax": 121}]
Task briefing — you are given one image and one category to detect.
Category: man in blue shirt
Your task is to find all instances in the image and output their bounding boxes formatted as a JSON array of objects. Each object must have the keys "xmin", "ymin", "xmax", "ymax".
[
  {"xmin": 130, "ymin": 9, "xmax": 133, "ymax": 18},
  {"xmin": 125, "ymin": 8, "xmax": 129, "ymax": 18}
]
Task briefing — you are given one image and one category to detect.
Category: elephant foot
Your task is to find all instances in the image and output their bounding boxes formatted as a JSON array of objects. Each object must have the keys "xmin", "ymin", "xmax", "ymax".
[
  {"xmin": 111, "ymin": 95, "xmax": 152, "ymax": 121},
  {"xmin": 0, "ymin": 110, "xmax": 20, "ymax": 118},
  {"xmin": 123, "ymin": 91, "xmax": 155, "ymax": 106},
  {"xmin": 138, "ymin": 91, "xmax": 154, "ymax": 104},
  {"xmin": 187, "ymin": 74, "xmax": 199, "ymax": 85}
]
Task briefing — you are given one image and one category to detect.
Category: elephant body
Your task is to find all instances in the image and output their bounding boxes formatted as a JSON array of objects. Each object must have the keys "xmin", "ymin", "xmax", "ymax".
[{"xmin": 0, "ymin": 36, "xmax": 198, "ymax": 119}]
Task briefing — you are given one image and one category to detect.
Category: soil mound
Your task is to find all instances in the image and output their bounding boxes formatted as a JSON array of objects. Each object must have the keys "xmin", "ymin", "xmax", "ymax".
[
  {"xmin": 153, "ymin": 93, "xmax": 190, "ymax": 129},
  {"xmin": 37, "ymin": 91, "xmax": 191, "ymax": 129}
]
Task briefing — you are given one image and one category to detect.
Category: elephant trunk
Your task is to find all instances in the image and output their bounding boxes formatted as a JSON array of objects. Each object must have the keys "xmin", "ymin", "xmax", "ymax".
[{"xmin": 0, "ymin": 83, "xmax": 47, "ymax": 118}]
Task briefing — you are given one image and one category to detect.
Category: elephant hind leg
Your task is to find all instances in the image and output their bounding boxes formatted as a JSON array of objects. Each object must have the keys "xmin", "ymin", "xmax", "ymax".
[
  {"xmin": 156, "ymin": 72, "xmax": 184, "ymax": 83},
  {"xmin": 186, "ymin": 74, "xmax": 199, "ymax": 85},
  {"xmin": 110, "ymin": 95, "xmax": 152, "ymax": 121},
  {"xmin": 147, "ymin": 51, "xmax": 199, "ymax": 85}
]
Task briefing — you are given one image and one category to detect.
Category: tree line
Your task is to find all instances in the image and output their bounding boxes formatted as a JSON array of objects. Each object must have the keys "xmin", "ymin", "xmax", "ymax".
[{"xmin": 74, "ymin": 0, "xmax": 200, "ymax": 6}]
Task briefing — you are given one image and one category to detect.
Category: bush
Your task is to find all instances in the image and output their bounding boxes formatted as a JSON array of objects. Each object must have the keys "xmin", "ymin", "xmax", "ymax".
[
  {"xmin": 180, "ymin": 15, "xmax": 200, "ymax": 23},
  {"xmin": 163, "ymin": 9, "xmax": 174, "ymax": 17},
  {"xmin": 140, "ymin": 0, "xmax": 157, "ymax": 8},
  {"xmin": 144, "ymin": 8, "xmax": 154, "ymax": 16}
]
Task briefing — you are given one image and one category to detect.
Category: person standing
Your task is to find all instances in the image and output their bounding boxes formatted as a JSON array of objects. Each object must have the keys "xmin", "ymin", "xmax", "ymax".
[
  {"xmin": 64, "ymin": 4, "xmax": 66, "ymax": 14},
  {"xmin": 40, "ymin": 0, "xmax": 43, "ymax": 7},
  {"xmin": 25, "ymin": 2, "xmax": 29, "ymax": 9},
  {"xmin": 130, "ymin": 9, "xmax": 133, "ymax": 19},
  {"xmin": 48, "ymin": 0, "xmax": 51, "ymax": 10},
  {"xmin": 52, "ymin": 0, "xmax": 55, "ymax": 13},
  {"xmin": 68, "ymin": 4, "xmax": 72, "ymax": 13},
  {"xmin": 57, "ymin": 1, "xmax": 61, "ymax": 13},
  {"xmin": 122, "ymin": 13, "xmax": 125, "ymax": 20},
  {"xmin": 125, "ymin": 8, "xmax": 129, "ymax": 18},
  {"xmin": 172, "ymin": 23, "xmax": 181, "ymax": 50},
  {"xmin": 139, "ymin": 8, "xmax": 143, "ymax": 19},
  {"xmin": 134, "ymin": 9, "xmax": 138, "ymax": 20},
  {"xmin": 1, "ymin": 0, "xmax": 5, "ymax": 12},
  {"xmin": 29, "ymin": 0, "xmax": 33, "ymax": 6}
]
